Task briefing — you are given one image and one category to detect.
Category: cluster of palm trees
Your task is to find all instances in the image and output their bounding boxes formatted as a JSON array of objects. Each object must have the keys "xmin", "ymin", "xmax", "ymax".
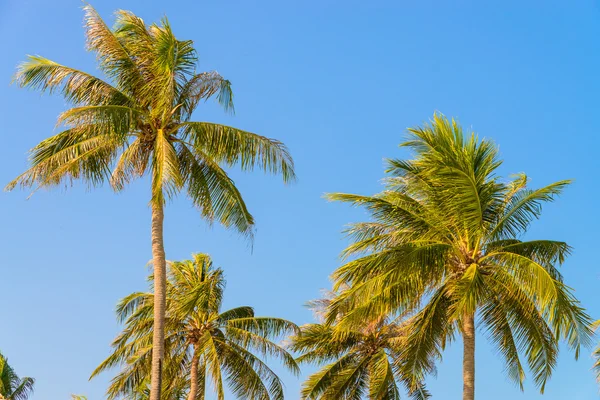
[{"xmin": 4, "ymin": 4, "xmax": 597, "ymax": 400}]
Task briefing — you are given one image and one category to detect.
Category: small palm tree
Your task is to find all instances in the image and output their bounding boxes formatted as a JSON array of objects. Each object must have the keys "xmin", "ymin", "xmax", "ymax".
[
  {"xmin": 7, "ymin": 7, "xmax": 294, "ymax": 400},
  {"xmin": 0, "ymin": 353, "xmax": 34, "ymax": 400},
  {"xmin": 326, "ymin": 114, "xmax": 592, "ymax": 400},
  {"xmin": 290, "ymin": 293, "xmax": 428, "ymax": 399},
  {"xmin": 92, "ymin": 253, "xmax": 300, "ymax": 400}
]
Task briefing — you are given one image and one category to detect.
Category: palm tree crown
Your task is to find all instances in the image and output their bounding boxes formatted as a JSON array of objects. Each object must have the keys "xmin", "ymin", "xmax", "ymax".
[
  {"xmin": 0, "ymin": 353, "xmax": 34, "ymax": 400},
  {"xmin": 7, "ymin": 5, "xmax": 295, "ymax": 231},
  {"xmin": 290, "ymin": 293, "xmax": 428, "ymax": 400},
  {"xmin": 326, "ymin": 114, "xmax": 592, "ymax": 398},
  {"xmin": 92, "ymin": 253, "xmax": 300, "ymax": 400}
]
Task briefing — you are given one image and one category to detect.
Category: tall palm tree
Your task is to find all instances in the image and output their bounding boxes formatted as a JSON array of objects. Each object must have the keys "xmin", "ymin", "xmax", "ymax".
[
  {"xmin": 6, "ymin": 7, "xmax": 295, "ymax": 399},
  {"xmin": 290, "ymin": 293, "xmax": 428, "ymax": 400},
  {"xmin": 92, "ymin": 253, "xmax": 300, "ymax": 399},
  {"xmin": 325, "ymin": 114, "xmax": 592, "ymax": 400},
  {"xmin": 0, "ymin": 353, "xmax": 34, "ymax": 400}
]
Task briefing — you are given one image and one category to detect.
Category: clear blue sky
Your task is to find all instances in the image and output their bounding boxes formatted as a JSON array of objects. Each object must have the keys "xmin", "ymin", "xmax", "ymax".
[{"xmin": 1, "ymin": 0, "xmax": 599, "ymax": 398}]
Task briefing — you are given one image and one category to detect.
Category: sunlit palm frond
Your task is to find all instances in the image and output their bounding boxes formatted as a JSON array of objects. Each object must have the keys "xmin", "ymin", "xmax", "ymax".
[
  {"xmin": 145, "ymin": 18, "xmax": 197, "ymax": 119},
  {"xmin": 177, "ymin": 144, "xmax": 255, "ymax": 237},
  {"xmin": 151, "ymin": 128, "xmax": 183, "ymax": 203},
  {"xmin": 181, "ymin": 122, "xmax": 296, "ymax": 183},
  {"xmin": 6, "ymin": 125, "xmax": 123, "ymax": 191},
  {"xmin": 488, "ymin": 181, "xmax": 571, "ymax": 240},
  {"xmin": 83, "ymin": 4, "xmax": 145, "ymax": 96},
  {"xmin": 369, "ymin": 350, "xmax": 401, "ymax": 400},
  {"xmin": 14, "ymin": 55, "xmax": 131, "ymax": 106},
  {"xmin": 177, "ymin": 72, "xmax": 234, "ymax": 120}
]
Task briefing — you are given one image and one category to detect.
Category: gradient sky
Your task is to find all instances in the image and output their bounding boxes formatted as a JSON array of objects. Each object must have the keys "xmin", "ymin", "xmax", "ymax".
[{"xmin": 1, "ymin": 0, "xmax": 600, "ymax": 399}]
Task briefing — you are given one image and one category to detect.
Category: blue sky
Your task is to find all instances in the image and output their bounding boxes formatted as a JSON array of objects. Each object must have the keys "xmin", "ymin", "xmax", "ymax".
[{"xmin": 1, "ymin": 0, "xmax": 600, "ymax": 398}]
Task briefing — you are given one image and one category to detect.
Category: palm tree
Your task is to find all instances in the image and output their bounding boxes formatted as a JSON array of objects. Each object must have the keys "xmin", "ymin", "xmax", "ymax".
[
  {"xmin": 325, "ymin": 114, "xmax": 592, "ymax": 400},
  {"xmin": 6, "ymin": 7, "xmax": 295, "ymax": 399},
  {"xmin": 92, "ymin": 253, "xmax": 300, "ymax": 399},
  {"xmin": 290, "ymin": 293, "xmax": 428, "ymax": 399},
  {"xmin": 0, "ymin": 353, "xmax": 34, "ymax": 400}
]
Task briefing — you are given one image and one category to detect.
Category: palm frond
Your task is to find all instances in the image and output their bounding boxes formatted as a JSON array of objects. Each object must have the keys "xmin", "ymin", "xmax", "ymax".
[
  {"xmin": 151, "ymin": 128, "xmax": 183, "ymax": 203},
  {"xmin": 368, "ymin": 349, "xmax": 401, "ymax": 400},
  {"xmin": 397, "ymin": 285, "xmax": 452, "ymax": 392},
  {"xmin": 177, "ymin": 72, "xmax": 234, "ymax": 120},
  {"xmin": 14, "ymin": 55, "xmax": 131, "ymax": 106},
  {"xmin": 177, "ymin": 144, "xmax": 255, "ymax": 238},
  {"xmin": 5, "ymin": 125, "xmax": 122, "ymax": 191},
  {"xmin": 489, "ymin": 181, "xmax": 571, "ymax": 240},
  {"xmin": 83, "ymin": 4, "xmax": 145, "ymax": 96},
  {"xmin": 181, "ymin": 122, "xmax": 296, "ymax": 183}
]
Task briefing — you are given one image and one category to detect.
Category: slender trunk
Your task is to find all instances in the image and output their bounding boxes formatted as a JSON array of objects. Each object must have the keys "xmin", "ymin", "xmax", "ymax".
[
  {"xmin": 149, "ymin": 202, "xmax": 167, "ymax": 400},
  {"xmin": 187, "ymin": 347, "xmax": 200, "ymax": 400},
  {"xmin": 462, "ymin": 313, "xmax": 476, "ymax": 400}
]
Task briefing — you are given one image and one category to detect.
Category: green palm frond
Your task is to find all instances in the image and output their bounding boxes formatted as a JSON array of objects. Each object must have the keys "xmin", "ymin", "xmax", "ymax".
[
  {"xmin": 300, "ymin": 353, "xmax": 361, "ymax": 400},
  {"xmin": 217, "ymin": 306, "xmax": 254, "ymax": 322},
  {"xmin": 485, "ymin": 270, "xmax": 557, "ymax": 392},
  {"xmin": 215, "ymin": 338, "xmax": 284, "ymax": 400},
  {"xmin": 181, "ymin": 122, "xmax": 296, "ymax": 182},
  {"xmin": 225, "ymin": 324, "xmax": 300, "ymax": 375},
  {"xmin": 14, "ymin": 55, "xmax": 131, "ymax": 106},
  {"xmin": 369, "ymin": 350, "xmax": 401, "ymax": 400},
  {"xmin": 6, "ymin": 125, "xmax": 123, "ymax": 191},
  {"xmin": 480, "ymin": 296, "xmax": 526, "ymax": 390},
  {"xmin": 57, "ymin": 105, "xmax": 141, "ymax": 137},
  {"xmin": 110, "ymin": 137, "xmax": 150, "ymax": 191},
  {"xmin": 177, "ymin": 72, "xmax": 234, "ymax": 119},
  {"xmin": 488, "ymin": 181, "xmax": 571, "ymax": 240},
  {"xmin": 397, "ymin": 286, "xmax": 452, "ymax": 391},
  {"xmin": 82, "ymin": 4, "xmax": 145, "ymax": 96},
  {"xmin": 151, "ymin": 128, "xmax": 183, "ymax": 203},
  {"xmin": 177, "ymin": 144, "xmax": 255, "ymax": 237}
]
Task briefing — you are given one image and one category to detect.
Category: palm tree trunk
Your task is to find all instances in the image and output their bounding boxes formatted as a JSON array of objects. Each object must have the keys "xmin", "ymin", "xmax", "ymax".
[
  {"xmin": 149, "ymin": 202, "xmax": 167, "ymax": 400},
  {"xmin": 462, "ymin": 312, "xmax": 476, "ymax": 400},
  {"xmin": 187, "ymin": 347, "xmax": 200, "ymax": 400}
]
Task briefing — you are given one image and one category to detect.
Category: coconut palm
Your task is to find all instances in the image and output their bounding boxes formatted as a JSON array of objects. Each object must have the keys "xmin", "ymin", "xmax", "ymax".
[
  {"xmin": 326, "ymin": 114, "xmax": 592, "ymax": 400},
  {"xmin": 92, "ymin": 253, "xmax": 300, "ymax": 399},
  {"xmin": 290, "ymin": 293, "xmax": 428, "ymax": 400},
  {"xmin": 0, "ymin": 353, "xmax": 34, "ymax": 400},
  {"xmin": 6, "ymin": 6, "xmax": 295, "ymax": 399}
]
